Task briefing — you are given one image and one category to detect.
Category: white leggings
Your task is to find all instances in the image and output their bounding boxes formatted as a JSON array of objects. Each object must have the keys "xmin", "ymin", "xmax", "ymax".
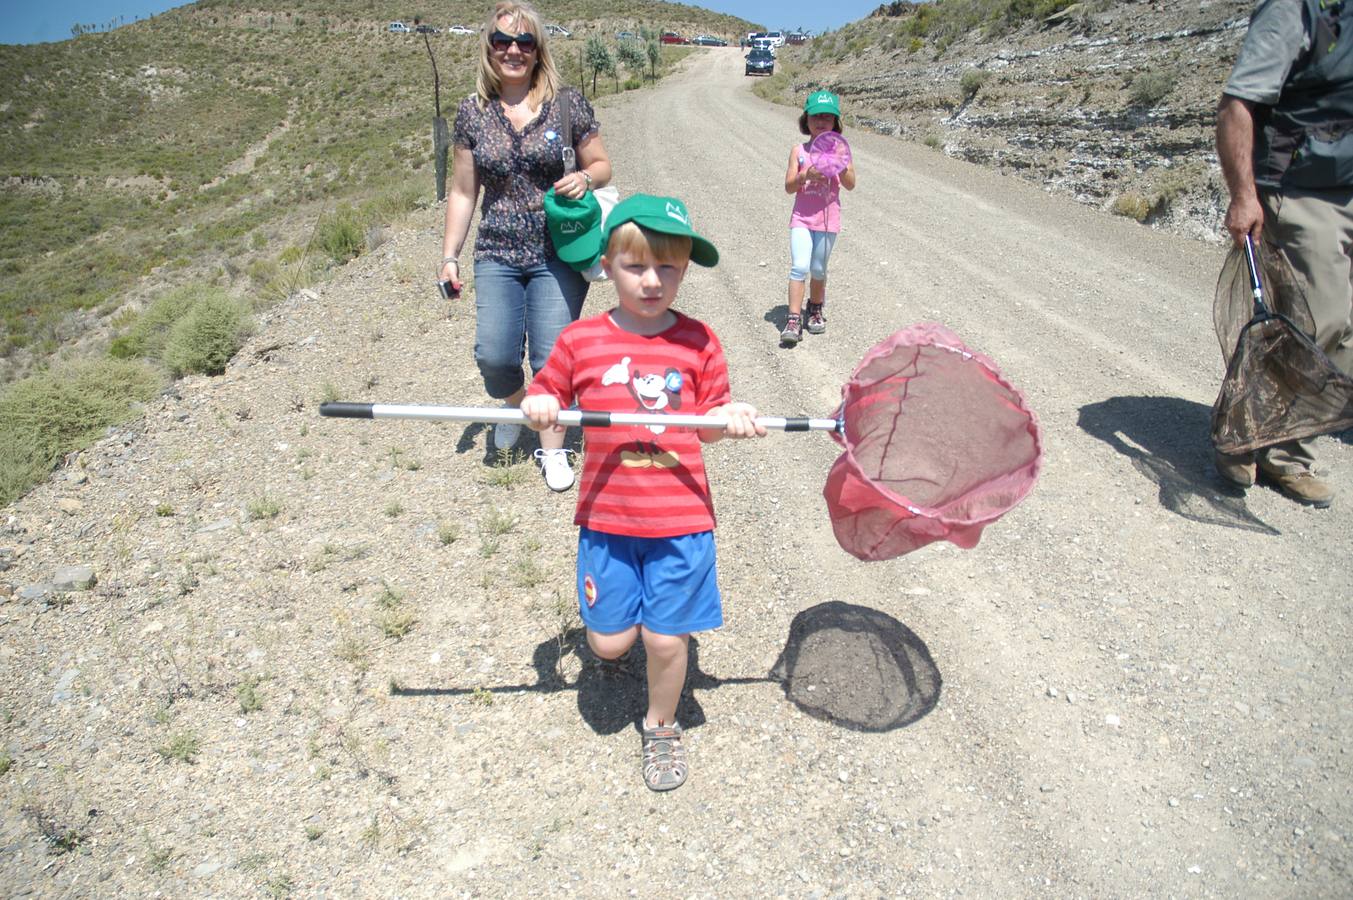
[{"xmin": 788, "ymin": 227, "xmax": 837, "ymax": 282}]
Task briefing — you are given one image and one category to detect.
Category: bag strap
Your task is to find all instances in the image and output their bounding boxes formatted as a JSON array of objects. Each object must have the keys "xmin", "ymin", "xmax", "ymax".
[{"xmin": 558, "ymin": 88, "xmax": 576, "ymax": 174}]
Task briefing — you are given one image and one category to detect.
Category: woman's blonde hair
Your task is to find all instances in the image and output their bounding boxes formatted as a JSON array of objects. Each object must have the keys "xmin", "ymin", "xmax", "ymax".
[
  {"xmin": 475, "ymin": 1, "xmax": 562, "ymax": 109},
  {"xmin": 604, "ymin": 222, "xmax": 693, "ymax": 265}
]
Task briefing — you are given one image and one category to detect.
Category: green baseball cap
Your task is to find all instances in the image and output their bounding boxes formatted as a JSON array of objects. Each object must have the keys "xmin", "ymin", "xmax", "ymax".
[
  {"xmin": 600, "ymin": 194, "xmax": 719, "ymax": 267},
  {"xmin": 804, "ymin": 90, "xmax": 841, "ymax": 117},
  {"xmin": 544, "ymin": 187, "xmax": 604, "ymax": 270}
]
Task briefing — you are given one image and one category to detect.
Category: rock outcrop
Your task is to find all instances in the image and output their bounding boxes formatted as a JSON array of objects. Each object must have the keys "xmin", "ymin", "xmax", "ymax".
[{"xmin": 798, "ymin": 0, "xmax": 1253, "ymax": 242}]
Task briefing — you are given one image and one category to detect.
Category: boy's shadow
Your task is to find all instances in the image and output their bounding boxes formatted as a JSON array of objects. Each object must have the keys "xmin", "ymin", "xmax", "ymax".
[{"xmin": 391, "ymin": 602, "xmax": 942, "ymax": 735}]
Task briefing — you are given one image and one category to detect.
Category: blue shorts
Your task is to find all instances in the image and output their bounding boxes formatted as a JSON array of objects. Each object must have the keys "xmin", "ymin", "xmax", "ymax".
[{"xmin": 576, "ymin": 528, "xmax": 723, "ymax": 636}]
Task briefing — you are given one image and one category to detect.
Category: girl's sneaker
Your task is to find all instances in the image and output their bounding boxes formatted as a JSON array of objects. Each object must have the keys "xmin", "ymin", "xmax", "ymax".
[
  {"xmin": 641, "ymin": 721, "xmax": 688, "ymax": 791},
  {"xmin": 806, "ymin": 302, "xmax": 826, "ymax": 334},
  {"xmin": 780, "ymin": 313, "xmax": 803, "ymax": 345},
  {"xmin": 533, "ymin": 448, "xmax": 575, "ymax": 492}
]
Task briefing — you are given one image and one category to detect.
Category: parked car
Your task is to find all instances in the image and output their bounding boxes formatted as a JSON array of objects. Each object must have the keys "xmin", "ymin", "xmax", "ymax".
[
  {"xmin": 387, "ymin": 21, "xmax": 410, "ymax": 33},
  {"xmin": 446, "ymin": 24, "xmax": 475, "ymax": 35},
  {"xmin": 544, "ymin": 23, "xmax": 571, "ymax": 37},
  {"xmin": 692, "ymin": 35, "xmax": 727, "ymax": 46},
  {"xmin": 414, "ymin": 24, "xmax": 438, "ymax": 34},
  {"xmin": 766, "ymin": 31, "xmax": 785, "ymax": 47},
  {"xmin": 615, "ymin": 31, "xmax": 637, "ymax": 41},
  {"xmin": 751, "ymin": 37, "xmax": 776, "ymax": 54},
  {"xmin": 660, "ymin": 31, "xmax": 689, "ymax": 45},
  {"xmin": 745, "ymin": 48, "xmax": 774, "ymax": 76}
]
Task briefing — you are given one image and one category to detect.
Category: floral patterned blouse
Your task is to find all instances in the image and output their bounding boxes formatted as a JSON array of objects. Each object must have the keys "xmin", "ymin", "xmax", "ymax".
[{"xmin": 453, "ymin": 87, "xmax": 599, "ymax": 268}]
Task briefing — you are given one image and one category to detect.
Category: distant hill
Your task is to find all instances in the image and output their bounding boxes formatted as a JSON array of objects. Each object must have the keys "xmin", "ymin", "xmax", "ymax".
[
  {"xmin": 0, "ymin": 0, "xmax": 758, "ymax": 383},
  {"xmin": 764, "ymin": 0, "xmax": 1250, "ymax": 243}
]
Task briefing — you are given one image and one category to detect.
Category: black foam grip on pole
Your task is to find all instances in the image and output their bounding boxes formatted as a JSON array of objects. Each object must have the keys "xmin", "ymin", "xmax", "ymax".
[
  {"xmin": 782, "ymin": 417, "xmax": 812, "ymax": 432},
  {"xmin": 319, "ymin": 402, "xmax": 374, "ymax": 419},
  {"xmin": 578, "ymin": 410, "xmax": 612, "ymax": 427}
]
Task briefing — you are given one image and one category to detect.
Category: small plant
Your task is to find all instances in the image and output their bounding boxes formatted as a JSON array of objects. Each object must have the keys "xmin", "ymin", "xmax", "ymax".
[
  {"xmin": 1110, "ymin": 192, "xmax": 1152, "ymax": 222},
  {"xmin": 485, "ymin": 447, "xmax": 529, "ymax": 488},
  {"xmin": 156, "ymin": 732, "xmax": 201, "ymax": 764},
  {"xmin": 923, "ymin": 132, "xmax": 944, "ymax": 150},
  {"xmin": 480, "ymin": 507, "xmax": 518, "ymax": 537},
  {"xmin": 247, "ymin": 495, "xmax": 282, "ymax": 520},
  {"xmin": 25, "ymin": 806, "xmax": 87, "ymax": 854},
  {"xmin": 376, "ymin": 583, "xmax": 404, "ymax": 609},
  {"xmin": 335, "ymin": 634, "xmax": 370, "ymax": 672},
  {"xmin": 0, "ymin": 752, "xmax": 12, "ymax": 776},
  {"xmin": 155, "ymin": 503, "xmax": 175, "ymax": 517},
  {"xmin": 512, "ymin": 558, "xmax": 546, "ymax": 588},
  {"xmin": 319, "ymin": 382, "xmax": 341, "ymax": 404},
  {"xmin": 960, "ymin": 68, "xmax": 989, "ymax": 100},
  {"xmin": 437, "ymin": 522, "xmax": 460, "ymax": 545},
  {"xmin": 378, "ymin": 608, "xmax": 415, "ymax": 640},
  {"xmin": 470, "ymin": 687, "xmax": 494, "ymax": 706},
  {"xmin": 304, "ymin": 824, "xmax": 324, "ymax": 841},
  {"xmin": 383, "ymin": 499, "xmax": 403, "ymax": 518},
  {"xmin": 161, "ymin": 292, "xmax": 254, "ymax": 377},
  {"xmin": 145, "ymin": 844, "xmax": 173, "ymax": 871},
  {"xmin": 1128, "ymin": 70, "xmax": 1176, "ymax": 108},
  {"xmin": 237, "ymin": 677, "xmax": 264, "ymax": 713},
  {"xmin": 264, "ymin": 874, "xmax": 294, "ymax": 898}
]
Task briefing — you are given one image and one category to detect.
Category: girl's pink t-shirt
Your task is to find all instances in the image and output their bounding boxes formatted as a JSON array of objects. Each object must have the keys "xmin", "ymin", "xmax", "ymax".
[{"xmin": 789, "ymin": 144, "xmax": 842, "ymax": 233}]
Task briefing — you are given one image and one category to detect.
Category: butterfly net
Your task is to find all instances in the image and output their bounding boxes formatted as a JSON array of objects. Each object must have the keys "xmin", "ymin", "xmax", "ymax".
[
  {"xmin": 1211, "ymin": 241, "xmax": 1353, "ymax": 456},
  {"xmin": 824, "ymin": 324, "xmax": 1043, "ymax": 561}
]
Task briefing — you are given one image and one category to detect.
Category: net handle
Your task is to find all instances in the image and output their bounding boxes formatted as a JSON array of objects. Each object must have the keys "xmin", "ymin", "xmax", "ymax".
[
  {"xmin": 1243, "ymin": 235, "xmax": 1271, "ymax": 316},
  {"xmin": 319, "ymin": 402, "xmax": 843, "ymax": 434}
]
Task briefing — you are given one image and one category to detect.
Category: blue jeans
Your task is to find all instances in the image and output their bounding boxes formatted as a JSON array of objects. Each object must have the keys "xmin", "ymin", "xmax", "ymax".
[{"xmin": 472, "ymin": 257, "xmax": 589, "ymax": 399}]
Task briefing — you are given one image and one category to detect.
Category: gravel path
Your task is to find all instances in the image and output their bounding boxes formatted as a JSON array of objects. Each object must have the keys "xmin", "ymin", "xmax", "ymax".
[{"xmin": 1, "ymin": 49, "xmax": 1349, "ymax": 897}]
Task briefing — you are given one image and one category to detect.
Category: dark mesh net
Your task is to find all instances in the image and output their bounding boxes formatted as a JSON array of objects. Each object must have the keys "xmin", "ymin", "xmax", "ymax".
[
  {"xmin": 1211, "ymin": 241, "xmax": 1353, "ymax": 455},
  {"xmin": 824, "ymin": 324, "xmax": 1043, "ymax": 561}
]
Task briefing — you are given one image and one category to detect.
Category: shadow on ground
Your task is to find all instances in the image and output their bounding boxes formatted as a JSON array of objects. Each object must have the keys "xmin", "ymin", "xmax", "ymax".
[
  {"xmin": 1078, "ymin": 395, "xmax": 1278, "ymax": 535},
  {"xmin": 392, "ymin": 601, "xmax": 941, "ymax": 735}
]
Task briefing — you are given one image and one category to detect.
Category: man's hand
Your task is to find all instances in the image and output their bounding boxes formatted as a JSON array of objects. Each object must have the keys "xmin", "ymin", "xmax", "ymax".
[{"xmin": 1224, "ymin": 193, "xmax": 1265, "ymax": 246}]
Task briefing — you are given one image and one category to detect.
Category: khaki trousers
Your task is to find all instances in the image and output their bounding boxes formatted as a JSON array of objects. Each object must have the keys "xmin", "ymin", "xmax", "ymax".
[{"xmin": 1258, "ymin": 188, "xmax": 1353, "ymax": 472}]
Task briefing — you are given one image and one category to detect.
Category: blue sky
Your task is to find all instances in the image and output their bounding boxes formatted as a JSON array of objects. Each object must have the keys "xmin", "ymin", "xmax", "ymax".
[{"xmin": 0, "ymin": 1, "xmax": 885, "ymax": 45}]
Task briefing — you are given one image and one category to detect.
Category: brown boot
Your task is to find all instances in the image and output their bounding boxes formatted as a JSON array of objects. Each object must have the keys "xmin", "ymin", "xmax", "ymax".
[
  {"xmin": 1258, "ymin": 467, "xmax": 1334, "ymax": 508},
  {"xmin": 1213, "ymin": 449, "xmax": 1256, "ymax": 487}
]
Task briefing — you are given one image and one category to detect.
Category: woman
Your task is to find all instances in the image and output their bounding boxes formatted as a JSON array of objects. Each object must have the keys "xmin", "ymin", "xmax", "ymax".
[{"xmin": 441, "ymin": 1, "xmax": 612, "ymax": 492}]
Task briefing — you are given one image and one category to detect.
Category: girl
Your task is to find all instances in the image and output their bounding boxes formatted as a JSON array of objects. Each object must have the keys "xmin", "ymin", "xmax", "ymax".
[{"xmin": 781, "ymin": 90, "xmax": 856, "ymax": 345}]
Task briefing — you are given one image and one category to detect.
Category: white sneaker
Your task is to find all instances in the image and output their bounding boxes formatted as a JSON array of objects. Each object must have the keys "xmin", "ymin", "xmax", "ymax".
[
  {"xmin": 534, "ymin": 448, "xmax": 575, "ymax": 492},
  {"xmin": 494, "ymin": 402, "xmax": 522, "ymax": 450}
]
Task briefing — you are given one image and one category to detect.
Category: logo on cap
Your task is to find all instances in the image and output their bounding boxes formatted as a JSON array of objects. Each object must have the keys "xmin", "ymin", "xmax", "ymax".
[
  {"xmin": 560, "ymin": 220, "xmax": 586, "ymax": 234},
  {"xmin": 664, "ymin": 201, "xmax": 689, "ymax": 226}
]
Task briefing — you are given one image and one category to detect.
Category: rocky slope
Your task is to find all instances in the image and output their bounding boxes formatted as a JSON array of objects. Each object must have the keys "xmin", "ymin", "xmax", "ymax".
[{"xmin": 786, "ymin": 0, "xmax": 1252, "ymax": 242}]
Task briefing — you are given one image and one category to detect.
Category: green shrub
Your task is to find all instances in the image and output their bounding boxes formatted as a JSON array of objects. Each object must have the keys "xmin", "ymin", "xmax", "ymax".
[
  {"xmin": 161, "ymin": 292, "xmax": 253, "ymax": 376},
  {"xmin": 0, "ymin": 358, "xmax": 164, "ymax": 505},
  {"xmin": 108, "ymin": 286, "xmax": 204, "ymax": 361},
  {"xmin": 314, "ymin": 205, "xmax": 365, "ymax": 265},
  {"xmin": 1128, "ymin": 71, "xmax": 1175, "ymax": 108},
  {"xmin": 1110, "ymin": 192, "xmax": 1152, "ymax": 221},
  {"xmin": 960, "ymin": 69, "xmax": 989, "ymax": 100}
]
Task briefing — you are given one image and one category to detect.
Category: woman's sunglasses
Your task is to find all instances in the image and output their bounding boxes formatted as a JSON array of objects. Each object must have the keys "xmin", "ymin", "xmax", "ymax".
[{"xmin": 489, "ymin": 30, "xmax": 537, "ymax": 52}]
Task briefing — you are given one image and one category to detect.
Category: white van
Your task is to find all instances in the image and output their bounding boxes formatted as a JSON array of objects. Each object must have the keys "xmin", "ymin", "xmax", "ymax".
[{"xmin": 387, "ymin": 22, "xmax": 410, "ymax": 33}]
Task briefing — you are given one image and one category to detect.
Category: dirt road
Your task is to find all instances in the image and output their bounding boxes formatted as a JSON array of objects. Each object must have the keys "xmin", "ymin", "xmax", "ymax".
[{"xmin": 2, "ymin": 49, "xmax": 1349, "ymax": 897}]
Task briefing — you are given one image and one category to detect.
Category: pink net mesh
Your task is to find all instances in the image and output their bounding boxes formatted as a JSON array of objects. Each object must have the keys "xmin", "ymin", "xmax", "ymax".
[{"xmin": 824, "ymin": 324, "xmax": 1043, "ymax": 561}]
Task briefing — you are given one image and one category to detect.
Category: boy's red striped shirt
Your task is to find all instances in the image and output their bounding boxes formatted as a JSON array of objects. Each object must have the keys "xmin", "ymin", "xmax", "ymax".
[{"xmin": 527, "ymin": 311, "xmax": 732, "ymax": 538}]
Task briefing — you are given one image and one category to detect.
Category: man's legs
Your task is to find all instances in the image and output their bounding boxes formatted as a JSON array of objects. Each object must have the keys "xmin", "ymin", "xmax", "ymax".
[{"xmin": 1255, "ymin": 189, "xmax": 1353, "ymax": 503}]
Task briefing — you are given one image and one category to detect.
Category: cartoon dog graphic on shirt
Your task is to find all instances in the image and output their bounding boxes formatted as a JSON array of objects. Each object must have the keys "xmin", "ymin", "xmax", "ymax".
[{"xmin": 602, "ymin": 356, "xmax": 681, "ymax": 468}]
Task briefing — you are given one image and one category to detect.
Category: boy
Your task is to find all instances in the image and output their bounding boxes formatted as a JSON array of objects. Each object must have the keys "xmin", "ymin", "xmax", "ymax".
[{"xmin": 521, "ymin": 194, "xmax": 766, "ymax": 791}]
